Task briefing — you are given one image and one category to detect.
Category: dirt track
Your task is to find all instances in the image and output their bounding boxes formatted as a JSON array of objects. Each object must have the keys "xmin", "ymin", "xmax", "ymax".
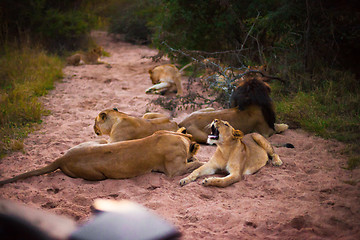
[{"xmin": 0, "ymin": 31, "xmax": 359, "ymax": 239}]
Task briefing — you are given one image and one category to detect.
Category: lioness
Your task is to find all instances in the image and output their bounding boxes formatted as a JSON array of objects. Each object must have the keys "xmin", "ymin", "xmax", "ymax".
[
  {"xmin": 146, "ymin": 64, "xmax": 184, "ymax": 95},
  {"xmin": 66, "ymin": 46, "xmax": 104, "ymax": 66},
  {"xmin": 180, "ymin": 119, "xmax": 283, "ymax": 187},
  {"xmin": 0, "ymin": 130, "xmax": 202, "ymax": 185},
  {"xmin": 93, "ymin": 108, "xmax": 178, "ymax": 142},
  {"xmin": 179, "ymin": 78, "xmax": 288, "ymax": 143},
  {"xmin": 145, "ymin": 60, "xmax": 231, "ymax": 95}
]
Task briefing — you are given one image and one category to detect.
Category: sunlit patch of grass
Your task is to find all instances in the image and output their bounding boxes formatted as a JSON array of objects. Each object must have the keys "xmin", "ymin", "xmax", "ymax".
[
  {"xmin": 101, "ymin": 49, "xmax": 111, "ymax": 57},
  {"xmin": 272, "ymin": 69, "xmax": 360, "ymax": 169},
  {"xmin": 0, "ymin": 45, "xmax": 64, "ymax": 156}
]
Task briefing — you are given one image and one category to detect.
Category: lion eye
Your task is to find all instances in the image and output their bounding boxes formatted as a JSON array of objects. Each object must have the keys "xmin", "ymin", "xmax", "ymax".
[
  {"xmin": 224, "ymin": 123, "xmax": 229, "ymax": 127},
  {"xmin": 100, "ymin": 113, "xmax": 107, "ymax": 120}
]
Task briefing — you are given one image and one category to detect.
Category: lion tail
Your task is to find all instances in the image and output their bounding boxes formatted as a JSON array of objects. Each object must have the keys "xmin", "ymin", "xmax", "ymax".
[
  {"xmin": 229, "ymin": 78, "xmax": 275, "ymax": 130},
  {"xmin": 273, "ymin": 143, "xmax": 295, "ymax": 148},
  {"xmin": 0, "ymin": 159, "xmax": 61, "ymax": 186},
  {"xmin": 179, "ymin": 62, "xmax": 194, "ymax": 73}
]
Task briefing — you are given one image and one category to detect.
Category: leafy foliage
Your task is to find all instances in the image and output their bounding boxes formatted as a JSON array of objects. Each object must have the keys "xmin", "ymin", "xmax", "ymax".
[
  {"xmin": 0, "ymin": 0, "xmax": 97, "ymax": 52},
  {"xmin": 107, "ymin": 0, "xmax": 161, "ymax": 44}
]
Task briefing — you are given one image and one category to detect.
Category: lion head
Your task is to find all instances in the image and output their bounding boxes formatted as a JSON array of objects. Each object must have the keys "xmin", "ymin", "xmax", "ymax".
[
  {"xmin": 93, "ymin": 108, "xmax": 125, "ymax": 136},
  {"xmin": 207, "ymin": 119, "xmax": 243, "ymax": 145},
  {"xmin": 91, "ymin": 46, "xmax": 103, "ymax": 57}
]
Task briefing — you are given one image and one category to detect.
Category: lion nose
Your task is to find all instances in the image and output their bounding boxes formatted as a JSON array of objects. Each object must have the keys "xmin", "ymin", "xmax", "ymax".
[{"xmin": 94, "ymin": 125, "xmax": 100, "ymax": 135}]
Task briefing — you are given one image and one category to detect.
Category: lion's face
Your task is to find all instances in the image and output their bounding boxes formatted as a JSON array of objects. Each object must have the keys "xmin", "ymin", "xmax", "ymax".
[
  {"xmin": 92, "ymin": 46, "xmax": 103, "ymax": 57},
  {"xmin": 94, "ymin": 111, "xmax": 107, "ymax": 136},
  {"xmin": 207, "ymin": 119, "xmax": 243, "ymax": 145},
  {"xmin": 148, "ymin": 68, "xmax": 160, "ymax": 84},
  {"xmin": 94, "ymin": 108, "xmax": 121, "ymax": 136}
]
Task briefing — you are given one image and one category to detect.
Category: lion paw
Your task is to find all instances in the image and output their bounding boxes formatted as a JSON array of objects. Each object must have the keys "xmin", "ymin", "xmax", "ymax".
[
  {"xmin": 179, "ymin": 178, "xmax": 191, "ymax": 186},
  {"xmin": 202, "ymin": 177, "xmax": 214, "ymax": 186},
  {"xmin": 274, "ymin": 123, "xmax": 289, "ymax": 133},
  {"xmin": 272, "ymin": 155, "xmax": 283, "ymax": 166}
]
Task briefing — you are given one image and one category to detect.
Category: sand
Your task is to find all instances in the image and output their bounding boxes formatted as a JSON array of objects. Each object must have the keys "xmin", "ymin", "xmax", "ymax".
[{"xmin": 0, "ymin": 31, "xmax": 359, "ymax": 239}]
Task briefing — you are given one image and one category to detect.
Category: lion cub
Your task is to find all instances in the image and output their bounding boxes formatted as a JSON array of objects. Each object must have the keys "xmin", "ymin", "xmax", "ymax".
[
  {"xmin": 146, "ymin": 64, "xmax": 183, "ymax": 95},
  {"xmin": 180, "ymin": 119, "xmax": 283, "ymax": 187},
  {"xmin": 66, "ymin": 46, "xmax": 104, "ymax": 66}
]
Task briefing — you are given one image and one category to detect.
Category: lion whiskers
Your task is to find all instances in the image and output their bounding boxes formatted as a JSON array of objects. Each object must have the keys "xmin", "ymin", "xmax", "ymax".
[
  {"xmin": 205, "ymin": 123, "xmax": 212, "ymax": 130},
  {"xmin": 206, "ymin": 137, "xmax": 217, "ymax": 145}
]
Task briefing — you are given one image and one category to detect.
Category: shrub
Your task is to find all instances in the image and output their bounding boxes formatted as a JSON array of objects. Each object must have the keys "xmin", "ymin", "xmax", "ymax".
[
  {"xmin": 38, "ymin": 9, "xmax": 95, "ymax": 51},
  {"xmin": 0, "ymin": 0, "xmax": 97, "ymax": 52},
  {"xmin": 108, "ymin": 0, "xmax": 161, "ymax": 44}
]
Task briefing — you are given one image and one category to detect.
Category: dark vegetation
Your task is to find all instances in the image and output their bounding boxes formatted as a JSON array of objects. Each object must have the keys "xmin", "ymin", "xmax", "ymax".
[
  {"xmin": 0, "ymin": 0, "xmax": 100, "ymax": 156},
  {"xmin": 0, "ymin": 0, "xmax": 359, "ymax": 168}
]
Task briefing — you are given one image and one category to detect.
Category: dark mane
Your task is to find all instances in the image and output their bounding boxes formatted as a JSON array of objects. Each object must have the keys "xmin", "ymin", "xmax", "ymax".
[{"xmin": 229, "ymin": 78, "xmax": 275, "ymax": 130}]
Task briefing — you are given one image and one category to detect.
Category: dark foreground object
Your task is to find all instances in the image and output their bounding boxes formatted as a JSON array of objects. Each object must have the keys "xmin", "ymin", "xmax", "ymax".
[{"xmin": 0, "ymin": 199, "xmax": 180, "ymax": 240}]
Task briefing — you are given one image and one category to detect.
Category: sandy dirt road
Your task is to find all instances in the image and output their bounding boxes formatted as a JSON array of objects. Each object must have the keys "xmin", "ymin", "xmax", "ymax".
[{"xmin": 0, "ymin": 31, "xmax": 359, "ymax": 239}]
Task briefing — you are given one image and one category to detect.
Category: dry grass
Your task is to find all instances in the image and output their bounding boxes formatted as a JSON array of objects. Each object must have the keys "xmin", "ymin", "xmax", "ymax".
[{"xmin": 0, "ymin": 45, "xmax": 63, "ymax": 156}]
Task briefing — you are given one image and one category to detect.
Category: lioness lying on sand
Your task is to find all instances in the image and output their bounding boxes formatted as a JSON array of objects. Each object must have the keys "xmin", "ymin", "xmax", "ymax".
[
  {"xmin": 179, "ymin": 78, "xmax": 288, "ymax": 143},
  {"xmin": 66, "ymin": 46, "xmax": 104, "ymax": 66},
  {"xmin": 0, "ymin": 129, "xmax": 202, "ymax": 185},
  {"xmin": 93, "ymin": 108, "xmax": 178, "ymax": 142},
  {"xmin": 180, "ymin": 119, "xmax": 284, "ymax": 187}
]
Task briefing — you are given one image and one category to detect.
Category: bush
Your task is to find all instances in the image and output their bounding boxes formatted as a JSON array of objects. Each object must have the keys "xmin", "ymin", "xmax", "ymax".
[
  {"xmin": 108, "ymin": 0, "xmax": 161, "ymax": 44},
  {"xmin": 272, "ymin": 69, "xmax": 360, "ymax": 169},
  {"xmin": 0, "ymin": 0, "xmax": 98, "ymax": 52},
  {"xmin": 38, "ymin": 9, "xmax": 95, "ymax": 51}
]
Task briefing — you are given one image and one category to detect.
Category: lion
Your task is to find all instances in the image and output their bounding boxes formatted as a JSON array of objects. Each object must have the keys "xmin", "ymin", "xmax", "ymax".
[
  {"xmin": 144, "ymin": 59, "xmax": 234, "ymax": 95},
  {"xmin": 180, "ymin": 119, "xmax": 284, "ymax": 187},
  {"xmin": 0, "ymin": 129, "xmax": 202, "ymax": 186},
  {"xmin": 145, "ymin": 64, "xmax": 185, "ymax": 95},
  {"xmin": 93, "ymin": 108, "xmax": 178, "ymax": 142},
  {"xmin": 178, "ymin": 77, "xmax": 288, "ymax": 143},
  {"xmin": 66, "ymin": 46, "xmax": 104, "ymax": 66}
]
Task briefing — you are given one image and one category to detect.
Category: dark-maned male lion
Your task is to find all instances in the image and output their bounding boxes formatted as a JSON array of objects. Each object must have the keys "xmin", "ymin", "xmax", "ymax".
[{"xmin": 178, "ymin": 77, "xmax": 288, "ymax": 143}]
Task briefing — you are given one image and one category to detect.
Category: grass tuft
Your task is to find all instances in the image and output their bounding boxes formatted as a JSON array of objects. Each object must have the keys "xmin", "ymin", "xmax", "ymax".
[
  {"xmin": 0, "ymin": 46, "xmax": 63, "ymax": 156},
  {"xmin": 272, "ymin": 68, "xmax": 360, "ymax": 169}
]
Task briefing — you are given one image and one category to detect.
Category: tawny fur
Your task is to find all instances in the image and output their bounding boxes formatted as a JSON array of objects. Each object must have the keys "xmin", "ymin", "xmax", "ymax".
[
  {"xmin": 179, "ymin": 78, "xmax": 288, "ymax": 143},
  {"xmin": 93, "ymin": 108, "xmax": 178, "ymax": 142},
  {"xmin": 66, "ymin": 46, "xmax": 104, "ymax": 66},
  {"xmin": 0, "ymin": 130, "xmax": 202, "ymax": 185},
  {"xmin": 146, "ymin": 64, "xmax": 183, "ymax": 95},
  {"xmin": 180, "ymin": 119, "xmax": 282, "ymax": 187}
]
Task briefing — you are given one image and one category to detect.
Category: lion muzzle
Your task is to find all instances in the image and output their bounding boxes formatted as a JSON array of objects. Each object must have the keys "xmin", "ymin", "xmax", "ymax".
[
  {"xmin": 207, "ymin": 122, "xmax": 220, "ymax": 145},
  {"xmin": 93, "ymin": 124, "xmax": 101, "ymax": 136}
]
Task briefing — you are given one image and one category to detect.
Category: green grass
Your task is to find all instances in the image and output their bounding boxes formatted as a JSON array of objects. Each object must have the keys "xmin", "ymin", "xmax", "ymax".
[
  {"xmin": 0, "ymin": 46, "xmax": 64, "ymax": 157},
  {"xmin": 271, "ymin": 69, "xmax": 360, "ymax": 169}
]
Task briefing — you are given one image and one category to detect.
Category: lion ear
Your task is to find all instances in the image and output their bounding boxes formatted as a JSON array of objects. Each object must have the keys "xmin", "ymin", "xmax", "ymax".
[
  {"xmin": 232, "ymin": 129, "xmax": 244, "ymax": 139},
  {"xmin": 177, "ymin": 127, "xmax": 187, "ymax": 134},
  {"xmin": 148, "ymin": 69, "xmax": 153, "ymax": 74},
  {"xmin": 100, "ymin": 112, "xmax": 107, "ymax": 120},
  {"xmin": 189, "ymin": 142, "xmax": 200, "ymax": 155}
]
